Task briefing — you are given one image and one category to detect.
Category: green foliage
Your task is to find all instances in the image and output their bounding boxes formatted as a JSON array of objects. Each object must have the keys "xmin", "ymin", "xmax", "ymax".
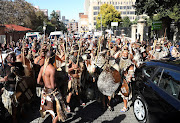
[
  {"xmin": 0, "ymin": 0, "xmax": 67, "ymax": 33},
  {"xmin": 49, "ymin": 10, "xmax": 67, "ymax": 33},
  {"xmin": 132, "ymin": 18, "xmax": 138, "ymax": 25},
  {"xmin": 122, "ymin": 16, "xmax": 132, "ymax": 27},
  {"xmin": 168, "ymin": 4, "xmax": 180, "ymax": 23},
  {"xmin": 135, "ymin": 0, "xmax": 179, "ymax": 17},
  {"xmin": 96, "ymin": 4, "xmax": 122, "ymax": 29}
]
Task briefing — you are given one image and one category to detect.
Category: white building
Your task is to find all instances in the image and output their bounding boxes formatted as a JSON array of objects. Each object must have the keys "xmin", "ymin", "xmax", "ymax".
[
  {"xmin": 84, "ymin": 0, "xmax": 146, "ymax": 30},
  {"xmin": 56, "ymin": 10, "xmax": 61, "ymax": 20},
  {"xmin": 78, "ymin": 14, "xmax": 89, "ymax": 33}
]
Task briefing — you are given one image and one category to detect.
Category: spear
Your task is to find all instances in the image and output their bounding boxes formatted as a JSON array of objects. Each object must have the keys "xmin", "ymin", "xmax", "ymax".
[
  {"xmin": 75, "ymin": 35, "xmax": 82, "ymax": 74},
  {"xmin": 22, "ymin": 37, "xmax": 26, "ymax": 65},
  {"xmin": 65, "ymin": 33, "xmax": 68, "ymax": 72},
  {"xmin": 96, "ymin": 36, "xmax": 102, "ymax": 63},
  {"xmin": 4, "ymin": 37, "xmax": 6, "ymax": 45}
]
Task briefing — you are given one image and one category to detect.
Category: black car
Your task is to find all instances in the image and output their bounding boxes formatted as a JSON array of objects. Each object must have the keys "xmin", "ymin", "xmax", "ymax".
[{"xmin": 132, "ymin": 60, "xmax": 180, "ymax": 123}]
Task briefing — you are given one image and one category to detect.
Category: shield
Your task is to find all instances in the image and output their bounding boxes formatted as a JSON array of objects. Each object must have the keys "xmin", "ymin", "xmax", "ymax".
[
  {"xmin": 120, "ymin": 79, "xmax": 130, "ymax": 97},
  {"xmin": 13, "ymin": 76, "xmax": 36, "ymax": 105},
  {"xmin": 97, "ymin": 67, "xmax": 121, "ymax": 96}
]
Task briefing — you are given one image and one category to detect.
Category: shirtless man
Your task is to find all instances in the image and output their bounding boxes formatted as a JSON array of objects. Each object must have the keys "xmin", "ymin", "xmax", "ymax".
[{"xmin": 37, "ymin": 51, "xmax": 66, "ymax": 123}]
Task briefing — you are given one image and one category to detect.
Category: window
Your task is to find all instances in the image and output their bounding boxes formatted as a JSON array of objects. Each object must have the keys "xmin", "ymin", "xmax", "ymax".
[
  {"xmin": 123, "ymin": 11, "xmax": 126, "ymax": 15},
  {"xmin": 143, "ymin": 66, "xmax": 156, "ymax": 78},
  {"xmin": 116, "ymin": 6, "xmax": 119, "ymax": 9},
  {"xmin": 94, "ymin": 17, "xmax": 96, "ymax": 20},
  {"xmin": 94, "ymin": 22, "xmax": 97, "ymax": 26},
  {"xmin": 130, "ymin": 11, "xmax": 135, "ymax": 14},
  {"xmin": 152, "ymin": 69, "xmax": 164, "ymax": 85},
  {"xmin": 124, "ymin": 6, "xmax": 126, "ymax": 9},
  {"xmin": 127, "ymin": 6, "xmax": 130, "ymax": 9},
  {"xmin": 94, "ymin": 12, "xmax": 98, "ymax": 15},
  {"xmin": 116, "ymin": 2, "xmax": 117, "ymax": 5},
  {"xmin": 159, "ymin": 69, "xmax": 180, "ymax": 100},
  {"xmin": 120, "ymin": 6, "xmax": 123, "ymax": 9},
  {"xmin": 127, "ymin": 11, "xmax": 130, "ymax": 14},
  {"xmin": 93, "ymin": 6, "xmax": 99, "ymax": 10}
]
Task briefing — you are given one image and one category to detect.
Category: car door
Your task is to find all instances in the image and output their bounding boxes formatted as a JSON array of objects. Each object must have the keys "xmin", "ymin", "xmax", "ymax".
[
  {"xmin": 157, "ymin": 69, "xmax": 180, "ymax": 112},
  {"xmin": 142, "ymin": 67, "xmax": 165, "ymax": 112}
]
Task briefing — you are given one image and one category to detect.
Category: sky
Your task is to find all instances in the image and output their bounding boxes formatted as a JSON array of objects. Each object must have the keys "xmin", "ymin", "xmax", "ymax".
[{"xmin": 26, "ymin": 0, "xmax": 85, "ymax": 21}]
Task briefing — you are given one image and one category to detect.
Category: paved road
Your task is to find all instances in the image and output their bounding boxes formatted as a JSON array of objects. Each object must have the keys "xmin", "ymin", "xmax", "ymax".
[{"xmin": 18, "ymin": 96, "xmax": 138, "ymax": 123}]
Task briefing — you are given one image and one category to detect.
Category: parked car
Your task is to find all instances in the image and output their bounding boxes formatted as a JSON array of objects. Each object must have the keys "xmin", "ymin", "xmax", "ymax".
[
  {"xmin": 132, "ymin": 60, "xmax": 180, "ymax": 123},
  {"xmin": 49, "ymin": 31, "xmax": 63, "ymax": 41},
  {"xmin": 26, "ymin": 32, "xmax": 42, "ymax": 40}
]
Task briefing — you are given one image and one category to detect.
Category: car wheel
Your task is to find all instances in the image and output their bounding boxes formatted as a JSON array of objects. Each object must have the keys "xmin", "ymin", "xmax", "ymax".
[{"xmin": 133, "ymin": 95, "xmax": 150, "ymax": 123}]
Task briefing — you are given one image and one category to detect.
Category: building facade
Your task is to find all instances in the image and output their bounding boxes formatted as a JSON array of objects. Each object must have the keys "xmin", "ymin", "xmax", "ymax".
[
  {"xmin": 78, "ymin": 14, "xmax": 89, "ymax": 33},
  {"xmin": 56, "ymin": 10, "xmax": 61, "ymax": 20},
  {"xmin": 34, "ymin": 6, "xmax": 48, "ymax": 17},
  {"xmin": 68, "ymin": 19, "xmax": 78, "ymax": 34},
  {"xmin": 84, "ymin": 0, "xmax": 146, "ymax": 30}
]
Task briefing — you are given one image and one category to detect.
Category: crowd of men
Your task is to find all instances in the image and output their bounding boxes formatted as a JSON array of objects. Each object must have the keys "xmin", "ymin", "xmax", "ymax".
[{"xmin": 0, "ymin": 34, "xmax": 180, "ymax": 123}]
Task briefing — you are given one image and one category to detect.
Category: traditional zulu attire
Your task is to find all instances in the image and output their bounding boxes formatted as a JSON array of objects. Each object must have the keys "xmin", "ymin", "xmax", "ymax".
[
  {"xmin": 1, "ymin": 61, "xmax": 23, "ymax": 115},
  {"xmin": 68, "ymin": 55, "xmax": 83, "ymax": 94},
  {"xmin": 40, "ymin": 87, "xmax": 67, "ymax": 122},
  {"xmin": 119, "ymin": 57, "xmax": 135, "ymax": 100}
]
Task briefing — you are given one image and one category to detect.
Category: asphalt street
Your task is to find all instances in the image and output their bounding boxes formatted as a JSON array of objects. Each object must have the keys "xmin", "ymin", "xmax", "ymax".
[{"xmin": 18, "ymin": 96, "xmax": 138, "ymax": 123}]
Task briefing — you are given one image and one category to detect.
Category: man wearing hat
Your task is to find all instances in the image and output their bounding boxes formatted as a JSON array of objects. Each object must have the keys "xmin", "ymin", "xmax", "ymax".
[
  {"xmin": 66, "ymin": 45, "xmax": 84, "ymax": 112},
  {"xmin": 0, "ymin": 52, "xmax": 24, "ymax": 122},
  {"xmin": 151, "ymin": 43, "xmax": 168, "ymax": 60},
  {"xmin": 118, "ymin": 49, "xmax": 135, "ymax": 112}
]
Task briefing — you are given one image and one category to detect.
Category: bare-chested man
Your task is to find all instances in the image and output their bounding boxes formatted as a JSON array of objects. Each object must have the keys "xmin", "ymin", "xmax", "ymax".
[{"xmin": 37, "ymin": 51, "xmax": 66, "ymax": 123}]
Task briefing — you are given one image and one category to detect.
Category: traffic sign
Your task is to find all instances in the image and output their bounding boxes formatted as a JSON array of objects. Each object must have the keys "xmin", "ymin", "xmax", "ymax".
[
  {"xmin": 111, "ymin": 22, "xmax": 118, "ymax": 27},
  {"xmin": 152, "ymin": 21, "xmax": 162, "ymax": 30}
]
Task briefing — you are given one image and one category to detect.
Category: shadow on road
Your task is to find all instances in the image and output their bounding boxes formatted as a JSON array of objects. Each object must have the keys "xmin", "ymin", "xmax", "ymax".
[
  {"xmin": 65, "ymin": 101, "xmax": 106, "ymax": 123},
  {"xmin": 102, "ymin": 114, "xmax": 126, "ymax": 123}
]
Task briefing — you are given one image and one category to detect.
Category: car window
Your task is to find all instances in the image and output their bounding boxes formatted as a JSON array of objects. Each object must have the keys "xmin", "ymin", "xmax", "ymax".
[
  {"xmin": 143, "ymin": 66, "xmax": 156, "ymax": 78},
  {"xmin": 159, "ymin": 69, "xmax": 180, "ymax": 100},
  {"xmin": 152, "ymin": 68, "xmax": 163, "ymax": 85}
]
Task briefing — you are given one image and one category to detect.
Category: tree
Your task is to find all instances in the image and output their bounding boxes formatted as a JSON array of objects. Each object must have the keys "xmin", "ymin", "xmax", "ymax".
[
  {"xmin": 135, "ymin": 0, "xmax": 179, "ymax": 40},
  {"xmin": 0, "ymin": 0, "xmax": 47, "ymax": 31},
  {"xmin": 135, "ymin": 0, "xmax": 179, "ymax": 17},
  {"xmin": 50, "ymin": 10, "xmax": 67, "ymax": 32},
  {"xmin": 122, "ymin": 16, "xmax": 132, "ymax": 27},
  {"xmin": 96, "ymin": 4, "xmax": 122, "ymax": 29}
]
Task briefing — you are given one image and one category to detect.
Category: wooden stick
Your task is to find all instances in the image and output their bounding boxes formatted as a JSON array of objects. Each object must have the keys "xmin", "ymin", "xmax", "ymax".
[
  {"xmin": 4, "ymin": 38, "xmax": 6, "ymax": 45},
  {"xmin": 151, "ymin": 39, "xmax": 157, "ymax": 59},
  {"xmin": 22, "ymin": 37, "xmax": 25, "ymax": 65},
  {"xmin": 96, "ymin": 36, "xmax": 101, "ymax": 63},
  {"xmin": 0, "ymin": 51, "xmax": 4, "ymax": 69},
  {"xmin": 65, "ymin": 33, "xmax": 68, "ymax": 72}
]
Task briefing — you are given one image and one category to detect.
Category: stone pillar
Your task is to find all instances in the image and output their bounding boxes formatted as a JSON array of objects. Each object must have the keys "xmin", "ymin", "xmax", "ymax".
[
  {"xmin": 131, "ymin": 24, "xmax": 137, "ymax": 42},
  {"xmin": 137, "ymin": 18, "xmax": 146, "ymax": 42}
]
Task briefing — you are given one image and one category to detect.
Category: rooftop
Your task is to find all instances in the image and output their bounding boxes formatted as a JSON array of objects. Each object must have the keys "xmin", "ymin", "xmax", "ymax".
[{"xmin": 5, "ymin": 24, "xmax": 32, "ymax": 32}]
